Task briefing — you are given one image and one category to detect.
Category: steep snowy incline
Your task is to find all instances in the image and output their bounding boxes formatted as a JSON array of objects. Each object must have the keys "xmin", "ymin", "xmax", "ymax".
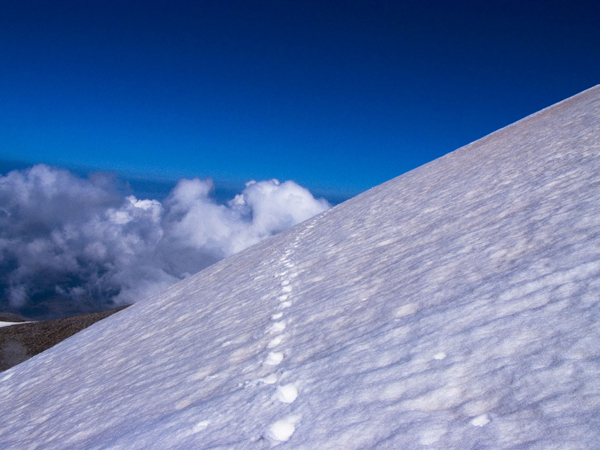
[{"xmin": 1, "ymin": 86, "xmax": 600, "ymax": 449}]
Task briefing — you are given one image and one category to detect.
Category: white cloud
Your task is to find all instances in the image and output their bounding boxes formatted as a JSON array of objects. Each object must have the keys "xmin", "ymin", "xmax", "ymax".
[{"xmin": 0, "ymin": 165, "xmax": 331, "ymax": 318}]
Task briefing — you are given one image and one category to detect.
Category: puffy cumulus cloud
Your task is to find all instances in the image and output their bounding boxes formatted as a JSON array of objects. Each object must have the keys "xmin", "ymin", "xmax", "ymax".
[{"xmin": 0, "ymin": 165, "xmax": 330, "ymax": 319}]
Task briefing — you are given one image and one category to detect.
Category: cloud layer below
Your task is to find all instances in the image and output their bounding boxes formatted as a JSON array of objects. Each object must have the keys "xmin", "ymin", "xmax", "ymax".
[{"xmin": 0, "ymin": 165, "xmax": 330, "ymax": 319}]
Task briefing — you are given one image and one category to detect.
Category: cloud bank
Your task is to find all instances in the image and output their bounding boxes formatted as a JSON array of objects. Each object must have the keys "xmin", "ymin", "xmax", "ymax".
[{"xmin": 0, "ymin": 165, "xmax": 330, "ymax": 319}]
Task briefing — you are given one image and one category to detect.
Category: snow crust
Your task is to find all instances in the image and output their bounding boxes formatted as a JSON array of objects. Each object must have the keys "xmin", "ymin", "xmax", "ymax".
[{"xmin": 1, "ymin": 86, "xmax": 600, "ymax": 449}]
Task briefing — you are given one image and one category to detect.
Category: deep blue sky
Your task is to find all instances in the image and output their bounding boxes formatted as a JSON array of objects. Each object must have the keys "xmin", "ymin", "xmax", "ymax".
[{"xmin": 1, "ymin": 0, "xmax": 599, "ymax": 200}]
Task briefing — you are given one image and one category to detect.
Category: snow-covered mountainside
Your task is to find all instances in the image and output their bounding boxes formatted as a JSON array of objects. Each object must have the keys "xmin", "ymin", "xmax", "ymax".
[{"xmin": 1, "ymin": 86, "xmax": 600, "ymax": 449}]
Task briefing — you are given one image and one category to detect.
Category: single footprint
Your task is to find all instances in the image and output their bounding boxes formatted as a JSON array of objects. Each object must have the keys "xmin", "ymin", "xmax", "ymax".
[
  {"xmin": 267, "ymin": 415, "xmax": 301, "ymax": 442},
  {"xmin": 260, "ymin": 373, "xmax": 278, "ymax": 384},
  {"xmin": 268, "ymin": 335, "xmax": 284, "ymax": 348},
  {"xmin": 276, "ymin": 383, "xmax": 298, "ymax": 403},
  {"xmin": 192, "ymin": 420, "xmax": 210, "ymax": 433},
  {"xmin": 471, "ymin": 414, "xmax": 491, "ymax": 427},
  {"xmin": 267, "ymin": 321, "xmax": 286, "ymax": 334},
  {"xmin": 264, "ymin": 352, "xmax": 284, "ymax": 366}
]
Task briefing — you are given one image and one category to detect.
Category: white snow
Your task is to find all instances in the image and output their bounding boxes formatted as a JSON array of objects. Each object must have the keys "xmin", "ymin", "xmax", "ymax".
[
  {"xmin": 0, "ymin": 321, "xmax": 22, "ymax": 328},
  {"xmin": 0, "ymin": 86, "xmax": 600, "ymax": 449}
]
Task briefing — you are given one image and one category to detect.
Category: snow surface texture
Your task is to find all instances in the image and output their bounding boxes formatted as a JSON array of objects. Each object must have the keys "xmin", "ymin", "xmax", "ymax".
[{"xmin": 1, "ymin": 86, "xmax": 600, "ymax": 449}]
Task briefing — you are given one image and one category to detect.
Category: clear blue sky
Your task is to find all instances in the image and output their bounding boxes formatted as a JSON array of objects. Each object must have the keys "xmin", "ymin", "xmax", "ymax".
[{"xmin": 1, "ymin": 0, "xmax": 599, "ymax": 200}]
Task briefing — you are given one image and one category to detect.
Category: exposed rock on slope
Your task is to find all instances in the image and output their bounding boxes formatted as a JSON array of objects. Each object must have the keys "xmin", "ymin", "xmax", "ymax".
[{"xmin": 0, "ymin": 306, "xmax": 128, "ymax": 372}]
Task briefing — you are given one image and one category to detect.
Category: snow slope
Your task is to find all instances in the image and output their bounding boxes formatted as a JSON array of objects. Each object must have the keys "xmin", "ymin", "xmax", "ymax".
[{"xmin": 1, "ymin": 86, "xmax": 600, "ymax": 449}]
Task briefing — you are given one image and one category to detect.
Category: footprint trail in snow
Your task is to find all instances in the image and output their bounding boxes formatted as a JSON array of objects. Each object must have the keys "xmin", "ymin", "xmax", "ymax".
[{"xmin": 256, "ymin": 221, "xmax": 316, "ymax": 442}]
